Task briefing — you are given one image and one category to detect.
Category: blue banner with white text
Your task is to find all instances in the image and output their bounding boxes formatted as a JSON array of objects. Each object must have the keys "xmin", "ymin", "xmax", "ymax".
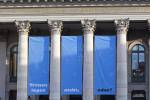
[
  {"xmin": 61, "ymin": 36, "xmax": 83, "ymax": 95},
  {"xmin": 28, "ymin": 36, "xmax": 50, "ymax": 96},
  {"xmin": 94, "ymin": 36, "xmax": 116, "ymax": 95}
]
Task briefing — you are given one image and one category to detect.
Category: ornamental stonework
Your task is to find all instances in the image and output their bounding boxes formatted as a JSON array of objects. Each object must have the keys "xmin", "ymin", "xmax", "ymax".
[
  {"xmin": 81, "ymin": 19, "xmax": 96, "ymax": 32},
  {"xmin": 15, "ymin": 21, "xmax": 31, "ymax": 33},
  {"xmin": 48, "ymin": 20, "xmax": 63, "ymax": 32},
  {"xmin": 115, "ymin": 18, "xmax": 129, "ymax": 34}
]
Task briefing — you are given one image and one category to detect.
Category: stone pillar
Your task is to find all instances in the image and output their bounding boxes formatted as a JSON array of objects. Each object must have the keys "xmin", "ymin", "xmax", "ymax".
[
  {"xmin": 0, "ymin": 42, "xmax": 6, "ymax": 100},
  {"xmin": 94, "ymin": 95, "xmax": 100, "ymax": 100},
  {"xmin": 30, "ymin": 96, "xmax": 37, "ymax": 100},
  {"xmin": 148, "ymin": 19, "xmax": 150, "ymax": 100},
  {"xmin": 48, "ymin": 20, "xmax": 62, "ymax": 100},
  {"xmin": 81, "ymin": 19, "xmax": 96, "ymax": 100},
  {"xmin": 115, "ymin": 19, "xmax": 129, "ymax": 100},
  {"xmin": 149, "ymin": 43, "xmax": 150, "ymax": 100},
  {"xmin": 62, "ymin": 96, "xmax": 70, "ymax": 100},
  {"xmin": 15, "ymin": 21, "xmax": 30, "ymax": 100}
]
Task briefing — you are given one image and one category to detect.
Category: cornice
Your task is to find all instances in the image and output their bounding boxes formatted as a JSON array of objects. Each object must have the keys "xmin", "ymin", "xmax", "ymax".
[{"xmin": 0, "ymin": 2, "xmax": 150, "ymax": 8}]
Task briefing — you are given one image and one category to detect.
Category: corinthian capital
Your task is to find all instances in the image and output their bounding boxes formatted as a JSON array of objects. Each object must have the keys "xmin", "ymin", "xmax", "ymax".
[
  {"xmin": 15, "ymin": 21, "xmax": 31, "ymax": 34},
  {"xmin": 81, "ymin": 19, "xmax": 96, "ymax": 32},
  {"xmin": 48, "ymin": 20, "xmax": 63, "ymax": 32},
  {"xmin": 115, "ymin": 18, "xmax": 129, "ymax": 33}
]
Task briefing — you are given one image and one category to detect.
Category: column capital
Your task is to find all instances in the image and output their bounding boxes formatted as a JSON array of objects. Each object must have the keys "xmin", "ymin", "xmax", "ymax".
[
  {"xmin": 15, "ymin": 21, "xmax": 31, "ymax": 34},
  {"xmin": 115, "ymin": 18, "xmax": 129, "ymax": 34},
  {"xmin": 48, "ymin": 20, "xmax": 63, "ymax": 32},
  {"xmin": 81, "ymin": 19, "xmax": 96, "ymax": 32}
]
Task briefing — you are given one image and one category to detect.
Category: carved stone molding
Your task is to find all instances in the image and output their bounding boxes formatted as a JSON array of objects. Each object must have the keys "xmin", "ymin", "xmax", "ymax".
[
  {"xmin": 15, "ymin": 21, "xmax": 31, "ymax": 34},
  {"xmin": 81, "ymin": 19, "xmax": 96, "ymax": 32},
  {"xmin": 115, "ymin": 18, "xmax": 129, "ymax": 34},
  {"xmin": 48, "ymin": 20, "xmax": 63, "ymax": 33},
  {"xmin": 0, "ymin": 1, "xmax": 150, "ymax": 8}
]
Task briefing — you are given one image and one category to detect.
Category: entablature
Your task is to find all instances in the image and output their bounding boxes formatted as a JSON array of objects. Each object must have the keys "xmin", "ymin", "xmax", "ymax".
[{"xmin": 0, "ymin": 0, "xmax": 150, "ymax": 8}]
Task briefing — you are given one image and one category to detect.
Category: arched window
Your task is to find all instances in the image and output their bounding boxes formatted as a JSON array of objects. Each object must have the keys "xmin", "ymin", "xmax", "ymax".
[
  {"xmin": 131, "ymin": 44, "xmax": 145, "ymax": 83},
  {"xmin": 9, "ymin": 45, "xmax": 18, "ymax": 82}
]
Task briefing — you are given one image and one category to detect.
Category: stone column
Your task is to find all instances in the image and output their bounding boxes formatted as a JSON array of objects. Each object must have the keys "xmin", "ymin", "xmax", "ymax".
[
  {"xmin": 62, "ymin": 96, "xmax": 70, "ymax": 100},
  {"xmin": 149, "ymin": 43, "xmax": 150, "ymax": 100},
  {"xmin": 48, "ymin": 20, "xmax": 62, "ymax": 100},
  {"xmin": 115, "ymin": 19, "xmax": 129, "ymax": 100},
  {"xmin": 30, "ymin": 96, "xmax": 37, "ymax": 100},
  {"xmin": 0, "ymin": 42, "xmax": 6, "ymax": 100},
  {"xmin": 148, "ymin": 19, "xmax": 150, "ymax": 100},
  {"xmin": 15, "ymin": 21, "xmax": 30, "ymax": 100},
  {"xmin": 81, "ymin": 19, "xmax": 96, "ymax": 100}
]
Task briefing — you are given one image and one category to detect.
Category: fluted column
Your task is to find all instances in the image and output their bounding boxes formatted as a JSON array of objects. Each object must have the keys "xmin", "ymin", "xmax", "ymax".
[
  {"xmin": 115, "ymin": 19, "xmax": 129, "ymax": 100},
  {"xmin": 15, "ymin": 21, "xmax": 30, "ymax": 100},
  {"xmin": 48, "ymin": 20, "xmax": 62, "ymax": 100},
  {"xmin": 81, "ymin": 19, "xmax": 96, "ymax": 100}
]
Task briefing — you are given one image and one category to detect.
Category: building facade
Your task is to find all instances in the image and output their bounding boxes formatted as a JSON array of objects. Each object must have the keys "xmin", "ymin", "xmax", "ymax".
[{"xmin": 0, "ymin": 1, "xmax": 150, "ymax": 100}]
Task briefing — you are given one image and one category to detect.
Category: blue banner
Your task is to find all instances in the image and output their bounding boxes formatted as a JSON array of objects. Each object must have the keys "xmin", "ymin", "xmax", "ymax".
[
  {"xmin": 94, "ymin": 36, "xmax": 116, "ymax": 95},
  {"xmin": 61, "ymin": 36, "xmax": 83, "ymax": 95},
  {"xmin": 28, "ymin": 36, "xmax": 50, "ymax": 96}
]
